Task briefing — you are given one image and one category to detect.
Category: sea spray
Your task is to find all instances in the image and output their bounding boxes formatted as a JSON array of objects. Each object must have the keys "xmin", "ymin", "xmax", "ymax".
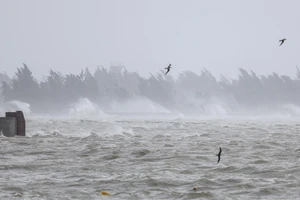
[
  {"xmin": 69, "ymin": 98, "xmax": 106, "ymax": 117},
  {"xmin": 0, "ymin": 100, "xmax": 31, "ymax": 116},
  {"xmin": 109, "ymin": 96, "xmax": 171, "ymax": 114}
]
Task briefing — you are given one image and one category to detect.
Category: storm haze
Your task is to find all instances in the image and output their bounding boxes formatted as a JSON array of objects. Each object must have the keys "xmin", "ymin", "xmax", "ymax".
[
  {"xmin": 1, "ymin": 0, "xmax": 300, "ymax": 117},
  {"xmin": 1, "ymin": 0, "xmax": 300, "ymax": 80},
  {"xmin": 1, "ymin": 3, "xmax": 300, "ymax": 198}
]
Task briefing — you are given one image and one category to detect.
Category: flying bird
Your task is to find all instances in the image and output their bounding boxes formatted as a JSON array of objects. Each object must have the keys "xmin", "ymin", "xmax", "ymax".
[
  {"xmin": 279, "ymin": 38, "xmax": 286, "ymax": 46},
  {"xmin": 165, "ymin": 64, "xmax": 171, "ymax": 75},
  {"xmin": 216, "ymin": 147, "xmax": 222, "ymax": 164}
]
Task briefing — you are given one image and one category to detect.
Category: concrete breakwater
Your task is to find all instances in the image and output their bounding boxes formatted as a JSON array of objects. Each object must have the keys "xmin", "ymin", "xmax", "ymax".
[{"xmin": 0, "ymin": 111, "xmax": 25, "ymax": 137}]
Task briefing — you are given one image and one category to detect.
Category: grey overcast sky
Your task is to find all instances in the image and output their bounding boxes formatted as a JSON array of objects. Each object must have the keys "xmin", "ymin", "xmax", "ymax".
[{"xmin": 1, "ymin": 0, "xmax": 300, "ymax": 80}]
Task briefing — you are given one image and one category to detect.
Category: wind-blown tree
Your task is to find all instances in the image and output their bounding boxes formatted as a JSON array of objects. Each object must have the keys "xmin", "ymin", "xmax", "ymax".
[
  {"xmin": 93, "ymin": 66, "xmax": 132, "ymax": 102},
  {"xmin": 261, "ymin": 73, "xmax": 286, "ymax": 105},
  {"xmin": 119, "ymin": 69, "xmax": 141, "ymax": 96},
  {"xmin": 176, "ymin": 69, "xmax": 222, "ymax": 103},
  {"xmin": 3, "ymin": 63, "xmax": 300, "ymax": 114},
  {"xmin": 280, "ymin": 75, "xmax": 297, "ymax": 104},
  {"xmin": 39, "ymin": 70, "xmax": 65, "ymax": 111},
  {"xmin": 1, "ymin": 81, "xmax": 12, "ymax": 102},
  {"xmin": 63, "ymin": 71, "xmax": 86, "ymax": 104},
  {"xmin": 83, "ymin": 68, "xmax": 100, "ymax": 101},
  {"xmin": 138, "ymin": 76, "xmax": 150, "ymax": 97},
  {"xmin": 0, "ymin": 72, "xmax": 11, "ymax": 85},
  {"xmin": 94, "ymin": 66, "xmax": 113, "ymax": 98},
  {"xmin": 290, "ymin": 70, "xmax": 300, "ymax": 104},
  {"xmin": 7, "ymin": 64, "xmax": 40, "ymax": 106},
  {"xmin": 231, "ymin": 68, "xmax": 264, "ymax": 106},
  {"xmin": 108, "ymin": 66, "xmax": 130, "ymax": 100},
  {"xmin": 198, "ymin": 69, "xmax": 220, "ymax": 93},
  {"xmin": 0, "ymin": 72, "xmax": 11, "ymax": 101},
  {"xmin": 177, "ymin": 71, "xmax": 201, "ymax": 97},
  {"xmin": 142, "ymin": 70, "xmax": 175, "ymax": 107},
  {"xmin": 218, "ymin": 75, "xmax": 232, "ymax": 92},
  {"xmin": 249, "ymin": 71, "xmax": 264, "ymax": 103}
]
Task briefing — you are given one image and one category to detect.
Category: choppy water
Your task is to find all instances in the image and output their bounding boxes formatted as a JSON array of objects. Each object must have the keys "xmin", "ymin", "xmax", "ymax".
[{"xmin": 1, "ymin": 116, "xmax": 300, "ymax": 200}]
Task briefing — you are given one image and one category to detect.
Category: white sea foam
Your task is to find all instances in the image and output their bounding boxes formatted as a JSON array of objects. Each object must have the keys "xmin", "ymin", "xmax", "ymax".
[{"xmin": 2, "ymin": 117, "xmax": 298, "ymax": 199}]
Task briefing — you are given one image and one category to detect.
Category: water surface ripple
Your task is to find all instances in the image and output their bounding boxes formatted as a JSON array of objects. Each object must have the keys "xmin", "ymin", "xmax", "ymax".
[{"xmin": 0, "ymin": 118, "xmax": 300, "ymax": 199}]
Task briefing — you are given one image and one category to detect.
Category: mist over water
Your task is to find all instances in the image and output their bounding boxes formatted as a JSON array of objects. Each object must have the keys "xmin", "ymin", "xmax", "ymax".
[
  {"xmin": 63, "ymin": 97, "xmax": 300, "ymax": 120},
  {"xmin": 3, "ymin": 97, "xmax": 300, "ymax": 120},
  {"xmin": 109, "ymin": 96, "xmax": 171, "ymax": 114},
  {"xmin": 2, "ymin": 94, "xmax": 300, "ymax": 127},
  {"xmin": 1, "ymin": 67, "xmax": 300, "ymax": 199}
]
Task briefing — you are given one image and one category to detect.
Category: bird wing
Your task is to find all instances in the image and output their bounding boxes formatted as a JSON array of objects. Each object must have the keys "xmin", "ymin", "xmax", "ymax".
[
  {"xmin": 165, "ymin": 67, "xmax": 171, "ymax": 75},
  {"xmin": 219, "ymin": 147, "xmax": 222, "ymax": 154},
  {"xmin": 217, "ymin": 156, "xmax": 221, "ymax": 163},
  {"xmin": 279, "ymin": 40, "xmax": 285, "ymax": 46}
]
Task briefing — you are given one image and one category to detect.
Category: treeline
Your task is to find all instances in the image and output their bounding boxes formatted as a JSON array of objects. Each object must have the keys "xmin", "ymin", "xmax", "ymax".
[{"xmin": 1, "ymin": 63, "xmax": 300, "ymax": 114}]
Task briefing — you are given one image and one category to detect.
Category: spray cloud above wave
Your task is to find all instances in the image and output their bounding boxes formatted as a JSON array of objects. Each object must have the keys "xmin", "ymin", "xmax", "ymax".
[
  {"xmin": 0, "ymin": 100, "xmax": 31, "ymax": 117},
  {"xmin": 69, "ymin": 98, "xmax": 106, "ymax": 117}
]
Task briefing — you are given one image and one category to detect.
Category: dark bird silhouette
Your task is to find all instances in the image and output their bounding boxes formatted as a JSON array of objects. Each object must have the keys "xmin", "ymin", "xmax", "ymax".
[
  {"xmin": 216, "ymin": 147, "xmax": 222, "ymax": 163},
  {"xmin": 165, "ymin": 64, "xmax": 171, "ymax": 75},
  {"xmin": 279, "ymin": 38, "xmax": 286, "ymax": 46}
]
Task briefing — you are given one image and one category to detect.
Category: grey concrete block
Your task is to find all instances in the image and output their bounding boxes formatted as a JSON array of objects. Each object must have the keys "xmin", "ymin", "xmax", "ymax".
[{"xmin": 0, "ymin": 117, "xmax": 17, "ymax": 137}]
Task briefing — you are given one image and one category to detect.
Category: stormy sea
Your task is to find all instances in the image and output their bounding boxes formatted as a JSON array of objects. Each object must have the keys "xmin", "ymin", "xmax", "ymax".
[{"xmin": 0, "ymin": 102, "xmax": 300, "ymax": 200}]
